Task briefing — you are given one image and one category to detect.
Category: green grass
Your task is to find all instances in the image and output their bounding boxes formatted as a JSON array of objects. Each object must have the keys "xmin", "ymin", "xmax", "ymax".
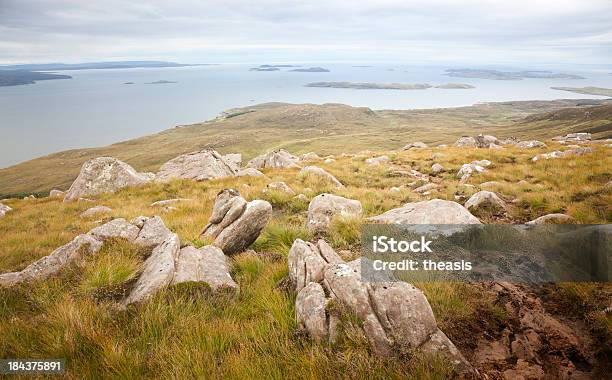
[{"xmin": 2, "ymin": 99, "xmax": 611, "ymax": 196}]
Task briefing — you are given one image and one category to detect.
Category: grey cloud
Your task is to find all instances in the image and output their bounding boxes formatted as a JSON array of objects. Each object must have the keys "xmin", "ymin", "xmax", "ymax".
[{"xmin": 0, "ymin": 0, "xmax": 611, "ymax": 64}]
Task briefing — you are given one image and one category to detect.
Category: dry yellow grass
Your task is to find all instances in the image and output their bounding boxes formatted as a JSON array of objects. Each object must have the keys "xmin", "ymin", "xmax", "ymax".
[{"xmin": 0, "ymin": 144, "xmax": 610, "ymax": 378}]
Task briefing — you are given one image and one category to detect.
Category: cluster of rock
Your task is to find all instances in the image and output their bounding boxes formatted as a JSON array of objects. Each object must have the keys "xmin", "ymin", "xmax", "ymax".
[
  {"xmin": 247, "ymin": 149, "xmax": 300, "ymax": 169},
  {"xmin": 0, "ymin": 203, "xmax": 11, "ymax": 218},
  {"xmin": 457, "ymin": 159, "xmax": 491, "ymax": 182},
  {"xmin": 455, "ymin": 134, "xmax": 500, "ymax": 149},
  {"xmin": 402, "ymin": 141, "xmax": 428, "ymax": 150},
  {"xmin": 288, "ymin": 239, "xmax": 471, "ymax": 373},
  {"xmin": 532, "ymin": 147, "xmax": 593, "ymax": 162},
  {"xmin": 2, "ymin": 189, "xmax": 274, "ymax": 304},
  {"xmin": 515, "ymin": 140, "xmax": 547, "ymax": 149},
  {"xmin": 552, "ymin": 132, "xmax": 591, "ymax": 143},
  {"xmin": 200, "ymin": 189, "xmax": 272, "ymax": 255}
]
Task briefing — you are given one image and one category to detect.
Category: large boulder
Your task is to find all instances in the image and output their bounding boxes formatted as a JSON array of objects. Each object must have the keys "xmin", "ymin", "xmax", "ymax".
[
  {"xmin": 64, "ymin": 157, "xmax": 154, "ymax": 202},
  {"xmin": 124, "ymin": 233, "xmax": 181, "ymax": 305},
  {"xmin": 156, "ymin": 149, "xmax": 237, "ymax": 182},
  {"xmin": 402, "ymin": 142, "xmax": 428, "ymax": 150},
  {"xmin": 455, "ymin": 136, "xmax": 477, "ymax": 147},
  {"xmin": 247, "ymin": 149, "xmax": 300, "ymax": 169},
  {"xmin": 295, "ymin": 282, "xmax": 329, "ymax": 341},
  {"xmin": 172, "ymin": 245, "xmax": 238, "ymax": 290},
  {"xmin": 201, "ymin": 189, "xmax": 272, "ymax": 254},
  {"xmin": 532, "ymin": 147, "xmax": 593, "ymax": 162},
  {"xmin": 288, "ymin": 239, "xmax": 343, "ymax": 292},
  {"xmin": 0, "ymin": 203, "xmax": 12, "ymax": 218},
  {"xmin": 515, "ymin": 140, "xmax": 547, "ymax": 149},
  {"xmin": 464, "ymin": 191, "xmax": 507, "ymax": 214},
  {"xmin": 299, "ymin": 166, "xmax": 344, "ymax": 189},
  {"xmin": 526, "ymin": 213, "xmax": 575, "ymax": 225},
  {"xmin": 0, "ymin": 234, "xmax": 102, "ymax": 287},
  {"xmin": 369, "ymin": 199, "xmax": 481, "ymax": 224},
  {"xmin": 307, "ymin": 193, "xmax": 363, "ymax": 231},
  {"xmin": 133, "ymin": 216, "xmax": 173, "ymax": 247},
  {"xmin": 88, "ymin": 218, "xmax": 141, "ymax": 242}
]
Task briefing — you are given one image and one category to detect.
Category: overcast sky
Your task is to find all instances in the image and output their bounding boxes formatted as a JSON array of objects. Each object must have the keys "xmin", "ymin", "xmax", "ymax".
[{"xmin": 1, "ymin": 0, "xmax": 611, "ymax": 65}]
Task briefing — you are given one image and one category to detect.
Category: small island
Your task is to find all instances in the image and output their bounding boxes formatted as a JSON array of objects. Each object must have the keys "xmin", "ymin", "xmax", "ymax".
[
  {"xmin": 551, "ymin": 86, "xmax": 612, "ymax": 97},
  {"xmin": 434, "ymin": 83, "xmax": 475, "ymax": 89},
  {"xmin": 290, "ymin": 67, "xmax": 330, "ymax": 72},
  {"xmin": 249, "ymin": 67, "xmax": 280, "ymax": 71},
  {"xmin": 123, "ymin": 82, "xmax": 134, "ymax": 85},
  {"xmin": 145, "ymin": 80, "xmax": 178, "ymax": 84},
  {"xmin": 306, "ymin": 82, "xmax": 431, "ymax": 90},
  {"xmin": 305, "ymin": 81, "xmax": 475, "ymax": 90},
  {"xmin": 446, "ymin": 69, "xmax": 584, "ymax": 80},
  {"xmin": 0, "ymin": 70, "xmax": 72, "ymax": 87}
]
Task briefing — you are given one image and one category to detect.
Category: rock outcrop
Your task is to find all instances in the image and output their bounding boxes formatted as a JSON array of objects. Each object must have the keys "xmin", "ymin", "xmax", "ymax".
[
  {"xmin": 201, "ymin": 189, "xmax": 272, "ymax": 254},
  {"xmin": 307, "ymin": 194, "xmax": 363, "ymax": 231},
  {"xmin": 172, "ymin": 245, "xmax": 237, "ymax": 289},
  {"xmin": 64, "ymin": 157, "xmax": 154, "ymax": 202},
  {"xmin": 515, "ymin": 140, "xmax": 546, "ymax": 149},
  {"xmin": 299, "ymin": 166, "xmax": 344, "ymax": 189},
  {"xmin": 455, "ymin": 136, "xmax": 476, "ymax": 147},
  {"xmin": 124, "ymin": 233, "xmax": 181, "ymax": 305},
  {"xmin": 431, "ymin": 163, "xmax": 445, "ymax": 174},
  {"xmin": 457, "ymin": 159, "xmax": 491, "ymax": 182},
  {"xmin": 156, "ymin": 149, "xmax": 237, "ymax": 182},
  {"xmin": 552, "ymin": 133, "xmax": 591, "ymax": 142},
  {"xmin": 525, "ymin": 213, "xmax": 575, "ymax": 225},
  {"xmin": 222, "ymin": 153, "xmax": 242, "ymax": 170},
  {"xmin": 403, "ymin": 142, "xmax": 428, "ymax": 150},
  {"xmin": 531, "ymin": 147, "xmax": 593, "ymax": 162},
  {"xmin": 369, "ymin": 199, "xmax": 481, "ymax": 224},
  {"xmin": 263, "ymin": 181, "xmax": 295, "ymax": 195},
  {"xmin": 236, "ymin": 168, "xmax": 265, "ymax": 177},
  {"xmin": 288, "ymin": 239, "xmax": 471, "ymax": 372},
  {"xmin": 456, "ymin": 135, "xmax": 498, "ymax": 148},
  {"xmin": 365, "ymin": 155, "xmax": 390, "ymax": 165},
  {"xmin": 89, "ymin": 218, "xmax": 141, "ymax": 242},
  {"xmin": 133, "ymin": 216, "xmax": 173, "ymax": 247},
  {"xmin": 0, "ymin": 203, "xmax": 12, "ymax": 218},
  {"xmin": 247, "ymin": 149, "xmax": 300, "ymax": 169},
  {"xmin": 464, "ymin": 191, "xmax": 506, "ymax": 214}
]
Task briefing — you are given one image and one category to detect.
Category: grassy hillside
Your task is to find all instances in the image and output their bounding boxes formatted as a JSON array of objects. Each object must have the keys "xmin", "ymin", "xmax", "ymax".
[
  {"xmin": 1, "ymin": 144, "xmax": 610, "ymax": 378},
  {"xmin": 1, "ymin": 99, "xmax": 611, "ymax": 197}
]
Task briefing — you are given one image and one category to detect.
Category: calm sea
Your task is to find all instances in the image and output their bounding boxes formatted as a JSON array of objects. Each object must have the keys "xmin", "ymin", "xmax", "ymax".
[{"xmin": 1, "ymin": 63, "xmax": 610, "ymax": 168}]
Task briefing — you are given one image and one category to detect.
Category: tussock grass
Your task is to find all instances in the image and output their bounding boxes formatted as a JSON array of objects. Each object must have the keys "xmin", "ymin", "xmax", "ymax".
[{"xmin": 0, "ymin": 143, "xmax": 610, "ymax": 378}]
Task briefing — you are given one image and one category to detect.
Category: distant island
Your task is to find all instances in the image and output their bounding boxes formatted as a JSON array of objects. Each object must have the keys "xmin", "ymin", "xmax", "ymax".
[
  {"xmin": 0, "ymin": 61, "xmax": 201, "ymax": 71},
  {"xmin": 289, "ymin": 67, "xmax": 330, "ymax": 72},
  {"xmin": 446, "ymin": 69, "xmax": 584, "ymax": 80},
  {"xmin": 305, "ymin": 81, "xmax": 474, "ymax": 90},
  {"xmin": 0, "ymin": 61, "xmax": 200, "ymax": 87},
  {"xmin": 145, "ymin": 80, "xmax": 178, "ymax": 84},
  {"xmin": 249, "ymin": 64, "xmax": 300, "ymax": 71},
  {"xmin": 123, "ymin": 82, "xmax": 134, "ymax": 85},
  {"xmin": 0, "ymin": 70, "xmax": 72, "ymax": 87},
  {"xmin": 434, "ymin": 83, "xmax": 475, "ymax": 89},
  {"xmin": 551, "ymin": 86, "xmax": 612, "ymax": 97},
  {"xmin": 250, "ymin": 67, "xmax": 280, "ymax": 71}
]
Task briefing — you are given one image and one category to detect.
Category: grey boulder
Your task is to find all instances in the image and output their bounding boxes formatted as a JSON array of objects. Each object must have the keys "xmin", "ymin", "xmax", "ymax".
[
  {"xmin": 369, "ymin": 199, "xmax": 481, "ymax": 225},
  {"xmin": 307, "ymin": 193, "xmax": 363, "ymax": 231},
  {"xmin": 64, "ymin": 157, "xmax": 154, "ymax": 202},
  {"xmin": 156, "ymin": 149, "xmax": 237, "ymax": 182},
  {"xmin": 172, "ymin": 245, "xmax": 238, "ymax": 290},
  {"xmin": 247, "ymin": 149, "xmax": 300, "ymax": 169},
  {"xmin": 464, "ymin": 191, "xmax": 507, "ymax": 214}
]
